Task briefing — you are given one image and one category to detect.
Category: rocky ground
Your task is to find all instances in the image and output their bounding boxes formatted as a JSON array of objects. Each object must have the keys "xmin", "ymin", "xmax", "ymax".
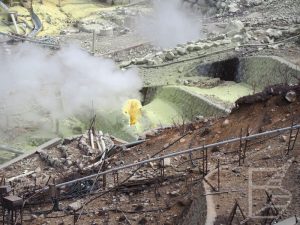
[
  {"xmin": 0, "ymin": 0, "xmax": 299, "ymax": 224},
  {"xmin": 0, "ymin": 87, "xmax": 299, "ymax": 225}
]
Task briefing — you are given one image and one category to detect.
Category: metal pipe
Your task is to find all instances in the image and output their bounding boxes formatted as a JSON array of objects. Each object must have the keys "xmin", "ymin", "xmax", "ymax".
[
  {"xmin": 0, "ymin": 0, "xmax": 9, "ymax": 11},
  {"xmin": 123, "ymin": 139, "xmax": 147, "ymax": 148},
  {"xmin": 10, "ymin": 13, "xmax": 19, "ymax": 34},
  {"xmin": 55, "ymin": 124, "xmax": 300, "ymax": 188},
  {"xmin": 28, "ymin": 9, "xmax": 43, "ymax": 37}
]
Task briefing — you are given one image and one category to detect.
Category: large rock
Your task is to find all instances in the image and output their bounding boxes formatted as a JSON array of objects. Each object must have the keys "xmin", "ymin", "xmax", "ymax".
[
  {"xmin": 263, "ymin": 36, "xmax": 274, "ymax": 44},
  {"xmin": 266, "ymin": 28, "xmax": 283, "ymax": 39},
  {"xmin": 119, "ymin": 61, "xmax": 131, "ymax": 68},
  {"xmin": 67, "ymin": 201, "xmax": 82, "ymax": 211},
  {"xmin": 78, "ymin": 23, "xmax": 114, "ymax": 36},
  {"xmin": 222, "ymin": 119, "xmax": 230, "ymax": 127},
  {"xmin": 232, "ymin": 34, "xmax": 244, "ymax": 42},
  {"xmin": 228, "ymin": 3, "xmax": 239, "ymax": 13},
  {"xmin": 285, "ymin": 91, "xmax": 297, "ymax": 103},
  {"xmin": 132, "ymin": 57, "xmax": 147, "ymax": 65},
  {"xmin": 225, "ymin": 20, "xmax": 245, "ymax": 37},
  {"xmin": 186, "ymin": 43, "xmax": 197, "ymax": 51},
  {"xmin": 176, "ymin": 47, "xmax": 187, "ymax": 55},
  {"xmin": 164, "ymin": 51, "xmax": 175, "ymax": 60}
]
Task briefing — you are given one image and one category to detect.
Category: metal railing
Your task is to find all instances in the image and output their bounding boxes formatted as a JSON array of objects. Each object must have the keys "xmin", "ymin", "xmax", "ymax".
[{"xmin": 55, "ymin": 124, "xmax": 300, "ymax": 188}]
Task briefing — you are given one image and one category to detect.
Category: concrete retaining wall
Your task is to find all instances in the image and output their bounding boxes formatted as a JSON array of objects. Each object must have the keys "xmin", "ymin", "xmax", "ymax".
[
  {"xmin": 141, "ymin": 86, "xmax": 161, "ymax": 105},
  {"xmin": 155, "ymin": 86, "xmax": 229, "ymax": 119},
  {"xmin": 239, "ymin": 56, "xmax": 300, "ymax": 90},
  {"xmin": 195, "ymin": 56, "xmax": 299, "ymax": 91}
]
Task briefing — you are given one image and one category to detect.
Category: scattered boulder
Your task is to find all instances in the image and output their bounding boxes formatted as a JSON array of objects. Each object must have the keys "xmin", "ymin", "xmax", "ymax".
[
  {"xmin": 168, "ymin": 190, "xmax": 180, "ymax": 197},
  {"xmin": 35, "ymin": 167, "xmax": 42, "ymax": 173},
  {"xmin": 67, "ymin": 201, "xmax": 82, "ymax": 211},
  {"xmin": 176, "ymin": 47, "xmax": 187, "ymax": 55},
  {"xmin": 232, "ymin": 167, "xmax": 241, "ymax": 174},
  {"xmin": 119, "ymin": 60, "xmax": 131, "ymax": 68},
  {"xmin": 165, "ymin": 51, "xmax": 175, "ymax": 60},
  {"xmin": 262, "ymin": 36, "xmax": 274, "ymax": 44},
  {"xmin": 31, "ymin": 214, "xmax": 38, "ymax": 220},
  {"xmin": 222, "ymin": 119, "xmax": 230, "ymax": 127},
  {"xmin": 133, "ymin": 57, "xmax": 148, "ymax": 65},
  {"xmin": 280, "ymin": 135, "xmax": 288, "ymax": 143},
  {"xmin": 183, "ymin": 80, "xmax": 190, "ymax": 85},
  {"xmin": 187, "ymin": 43, "xmax": 197, "ymax": 51},
  {"xmin": 232, "ymin": 34, "xmax": 244, "ymax": 42},
  {"xmin": 266, "ymin": 28, "xmax": 283, "ymax": 39},
  {"xmin": 163, "ymin": 143, "xmax": 169, "ymax": 148},
  {"xmin": 228, "ymin": 3, "xmax": 239, "ymax": 13},
  {"xmin": 225, "ymin": 20, "xmax": 245, "ymax": 37},
  {"xmin": 285, "ymin": 91, "xmax": 297, "ymax": 103}
]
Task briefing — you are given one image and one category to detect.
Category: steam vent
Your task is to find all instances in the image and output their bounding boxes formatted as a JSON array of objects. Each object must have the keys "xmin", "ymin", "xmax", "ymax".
[{"xmin": 0, "ymin": 0, "xmax": 300, "ymax": 224}]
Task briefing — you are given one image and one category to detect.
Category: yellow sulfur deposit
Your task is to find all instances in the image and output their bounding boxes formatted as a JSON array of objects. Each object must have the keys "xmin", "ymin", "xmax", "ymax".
[{"xmin": 123, "ymin": 99, "xmax": 142, "ymax": 126}]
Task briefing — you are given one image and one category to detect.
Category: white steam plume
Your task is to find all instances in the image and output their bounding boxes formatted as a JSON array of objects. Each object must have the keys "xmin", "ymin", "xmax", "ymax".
[
  {"xmin": 135, "ymin": 0, "xmax": 203, "ymax": 48},
  {"xmin": 0, "ymin": 44, "xmax": 142, "ymax": 131}
]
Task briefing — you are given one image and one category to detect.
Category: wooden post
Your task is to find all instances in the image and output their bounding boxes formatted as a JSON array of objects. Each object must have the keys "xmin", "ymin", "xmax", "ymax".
[
  {"xmin": 102, "ymin": 162, "xmax": 106, "ymax": 189},
  {"xmin": 217, "ymin": 159, "xmax": 220, "ymax": 191},
  {"xmin": 205, "ymin": 148, "xmax": 208, "ymax": 174},
  {"xmin": 160, "ymin": 159, "xmax": 165, "ymax": 178},
  {"xmin": 113, "ymin": 172, "xmax": 119, "ymax": 186},
  {"xmin": 290, "ymin": 128, "xmax": 299, "ymax": 152},
  {"xmin": 243, "ymin": 126, "xmax": 250, "ymax": 164},
  {"xmin": 202, "ymin": 148, "xmax": 205, "ymax": 178},
  {"xmin": 238, "ymin": 128, "xmax": 242, "ymax": 166},
  {"xmin": 92, "ymin": 30, "xmax": 96, "ymax": 55},
  {"xmin": 89, "ymin": 130, "xmax": 95, "ymax": 149},
  {"xmin": 287, "ymin": 117, "xmax": 299, "ymax": 154},
  {"xmin": 73, "ymin": 211, "xmax": 78, "ymax": 225},
  {"xmin": 227, "ymin": 200, "xmax": 247, "ymax": 225}
]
